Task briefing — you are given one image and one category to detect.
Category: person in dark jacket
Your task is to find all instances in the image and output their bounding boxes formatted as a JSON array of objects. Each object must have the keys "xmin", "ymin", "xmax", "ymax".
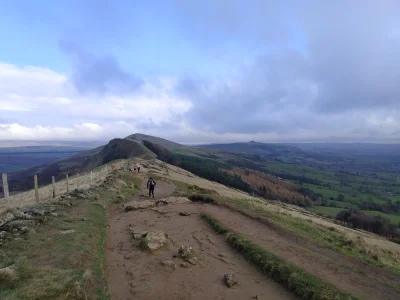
[{"xmin": 147, "ymin": 177, "xmax": 156, "ymax": 199}]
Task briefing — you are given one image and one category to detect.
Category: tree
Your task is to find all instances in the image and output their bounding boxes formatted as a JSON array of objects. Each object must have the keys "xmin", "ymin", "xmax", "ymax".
[{"xmin": 337, "ymin": 194, "xmax": 345, "ymax": 201}]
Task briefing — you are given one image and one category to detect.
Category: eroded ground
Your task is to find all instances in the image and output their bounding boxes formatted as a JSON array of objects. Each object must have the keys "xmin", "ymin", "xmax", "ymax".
[{"xmin": 105, "ymin": 181, "xmax": 297, "ymax": 300}]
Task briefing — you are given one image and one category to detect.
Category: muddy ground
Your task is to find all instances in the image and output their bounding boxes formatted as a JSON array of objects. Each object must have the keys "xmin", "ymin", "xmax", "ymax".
[
  {"xmin": 105, "ymin": 181, "xmax": 297, "ymax": 300},
  {"xmin": 106, "ymin": 173, "xmax": 400, "ymax": 300},
  {"xmin": 203, "ymin": 205, "xmax": 400, "ymax": 300}
]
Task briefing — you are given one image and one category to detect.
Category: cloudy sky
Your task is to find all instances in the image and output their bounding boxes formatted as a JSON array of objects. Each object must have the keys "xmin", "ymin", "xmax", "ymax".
[{"xmin": 1, "ymin": 0, "xmax": 400, "ymax": 144}]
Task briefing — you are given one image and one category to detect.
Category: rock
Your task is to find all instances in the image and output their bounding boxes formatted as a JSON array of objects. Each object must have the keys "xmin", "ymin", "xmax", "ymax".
[
  {"xmin": 0, "ymin": 212, "xmax": 15, "ymax": 227},
  {"xmin": 188, "ymin": 257, "xmax": 198, "ymax": 265},
  {"xmin": 124, "ymin": 200, "xmax": 155, "ymax": 211},
  {"xmin": 12, "ymin": 228, "xmax": 19, "ymax": 234},
  {"xmin": 180, "ymin": 262, "xmax": 190, "ymax": 268},
  {"xmin": 2, "ymin": 220, "xmax": 35, "ymax": 232},
  {"xmin": 13, "ymin": 211, "xmax": 34, "ymax": 220},
  {"xmin": 50, "ymin": 212, "xmax": 59, "ymax": 217},
  {"xmin": 128, "ymin": 226, "xmax": 148, "ymax": 240},
  {"xmin": 161, "ymin": 259, "xmax": 176, "ymax": 269},
  {"xmin": 20, "ymin": 227, "xmax": 30, "ymax": 234},
  {"xmin": 140, "ymin": 231, "xmax": 168, "ymax": 251},
  {"xmin": 60, "ymin": 229, "xmax": 75, "ymax": 234},
  {"xmin": 179, "ymin": 212, "xmax": 191, "ymax": 216},
  {"xmin": 0, "ymin": 265, "xmax": 17, "ymax": 281},
  {"xmin": 47, "ymin": 207, "xmax": 57, "ymax": 213},
  {"xmin": 252, "ymin": 296, "xmax": 260, "ymax": 300},
  {"xmin": 23, "ymin": 208, "xmax": 44, "ymax": 216},
  {"xmin": 157, "ymin": 197, "xmax": 192, "ymax": 205},
  {"xmin": 0, "ymin": 231, "xmax": 8, "ymax": 239},
  {"xmin": 224, "ymin": 274, "xmax": 237, "ymax": 288},
  {"xmin": 82, "ymin": 218, "xmax": 89, "ymax": 221},
  {"xmin": 178, "ymin": 246, "xmax": 197, "ymax": 263}
]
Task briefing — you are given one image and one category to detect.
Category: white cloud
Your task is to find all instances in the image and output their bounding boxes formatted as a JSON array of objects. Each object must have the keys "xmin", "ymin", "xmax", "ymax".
[
  {"xmin": 1, "ymin": 55, "xmax": 400, "ymax": 143},
  {"xmin": 0, "ymin": 61, "xmax": 192, "ymax": 140}
]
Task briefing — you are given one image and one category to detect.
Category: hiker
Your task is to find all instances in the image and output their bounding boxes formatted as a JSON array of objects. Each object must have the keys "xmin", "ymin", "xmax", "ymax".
[
  {"xmin": 147, "ymin": 177, "xmax": 156, "ymax": 199},
  {"xmin": 137, "ymin": 165, "xmax": 141, "ymax": 173}
]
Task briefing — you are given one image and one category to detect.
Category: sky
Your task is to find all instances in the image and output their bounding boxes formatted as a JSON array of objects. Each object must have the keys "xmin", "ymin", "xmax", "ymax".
[{"xmin": 0, "ymin": 0, "xmax": 400, "ymax": 144}]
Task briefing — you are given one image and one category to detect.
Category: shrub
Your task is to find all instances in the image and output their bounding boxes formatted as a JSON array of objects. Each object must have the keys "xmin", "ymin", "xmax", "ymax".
[{"xmin": 189, "ymin": 194, "xmax": 215, "ymax": 203}]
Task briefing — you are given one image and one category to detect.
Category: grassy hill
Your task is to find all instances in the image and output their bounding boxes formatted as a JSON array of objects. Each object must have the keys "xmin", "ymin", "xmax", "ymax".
[
  {"xmin": 2, "ymin": 138, "xmax": 155, "ymax": 194},
  {"xmin": 4, "ymin": 133, "xmax": 400, "ymax": 236},
  {"xmin": 125, "ymin": 135, "xmax": 400, "ymax": 241}
]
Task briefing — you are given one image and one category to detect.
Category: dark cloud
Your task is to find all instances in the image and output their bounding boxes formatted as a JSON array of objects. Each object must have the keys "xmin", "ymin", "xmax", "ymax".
[
  {"xmin": 48, "ymin": 1, "xmax": 400, "ymax": 141},
  {"xmin": 177, "ymin": 52, "xmax": 315, "ymax": 134},
  {"xmin": 299, "ymin": 1, "xmax": 400, "ymax": 113},
  {"xmin": 169, "ymin": 1, "xmax": 400, "ymax": 140},
  {"xmin": 59, "ymin": 41, "xmax": 143, "ymax": 94}
]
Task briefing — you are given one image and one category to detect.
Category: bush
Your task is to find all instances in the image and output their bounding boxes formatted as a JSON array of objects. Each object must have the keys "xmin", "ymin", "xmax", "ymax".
[{"xmin": 189, "ymin": 194, "xmax": 215, "ymax": 203}]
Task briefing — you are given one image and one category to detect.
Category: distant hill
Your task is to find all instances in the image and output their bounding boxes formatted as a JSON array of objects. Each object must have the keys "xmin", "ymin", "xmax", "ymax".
[
  {"xmin": 3, "ymin": 138, "xmax": 155, "ymax": 194},
  {"xmin": 125, "ymin": 133, "xmax": 185, "ymax": 151},
  {"xmin": 0, "ymin": 146, "xmax": 91, "ymax": 173},
  {"xmin": 0, "ymin": 140, "xmax": 105, "ymax": 148}
]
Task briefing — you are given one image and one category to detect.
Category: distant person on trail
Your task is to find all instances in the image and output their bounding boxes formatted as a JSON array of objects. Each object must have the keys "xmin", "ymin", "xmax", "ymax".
[
  {"xmin": 147, "ymin": 177, "xmax": 156, "ymax": 199},
  {"xmin": 137, "ymin": 164, "xmax": 141, "ymax": 173}
]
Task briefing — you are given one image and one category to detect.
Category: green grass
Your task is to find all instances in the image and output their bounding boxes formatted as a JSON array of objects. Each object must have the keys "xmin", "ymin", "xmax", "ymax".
[
  {"xmin": 200, "ymin": 213, "xmax": 228, "ymax": 234},
  {"xmin": 226, "ymin": 198, "xmax": 400, "ymax": 272},
  {"xmin": 202, "ymin": 213, "xmax": 360, "ymax": 300},
  {"xmin": 362, "ymin": 211, "xmax": 400, "ymax": 223},
  {"xmin": 172, "ymin": 180, "xmax": 218, "ymax": 198},
  {"xmin": 309, "ymin": 206, "xmax": 343, "ymax": 218},
  {"xmin": 0, "ymin": 168, "xmax": 140, "ymax": 299},
  {"xmin": 0, "ymin": 201, "xmax": 110, "ymax": 300}
]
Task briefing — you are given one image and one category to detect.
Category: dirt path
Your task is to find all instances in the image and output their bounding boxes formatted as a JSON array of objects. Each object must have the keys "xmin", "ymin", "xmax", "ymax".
[
  {"xmin": 203, "ymin": 204, "xmax": 400, "ymax": 300},
  {"xmin": 105, "ymin": 181, "xmax": 297, "ymax": 300}
]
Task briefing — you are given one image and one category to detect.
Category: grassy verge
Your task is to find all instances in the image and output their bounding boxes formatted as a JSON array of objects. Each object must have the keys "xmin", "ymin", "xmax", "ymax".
[
  {"xmin": 200, "ymin": 213, "xmax": 228, "ymax": 234},
  {"xmin": 225, "ymin": 198, "xmax": 400, "ymax": 274},
  {"xmin": 202, "ymin": 213, "xmax": 361, "ymax": 300},
  {"xmin": 0, "ymin": 201, "xmax": 110, "ymax": 300},
  {"xmin": 0, "ymin": 169, "xmax": 141, "ymax": 299},
  {"xmin": 172, "ymin": 180, "xmax": 218, "ymax": 198}
]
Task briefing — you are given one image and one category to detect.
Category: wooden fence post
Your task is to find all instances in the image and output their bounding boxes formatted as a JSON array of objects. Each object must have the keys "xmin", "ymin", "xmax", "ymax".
[
  {"xmin": 66, "ymin": 174, "xmax": 69, "ymax": 193},
  {"xmin": 77, "ymin": 173, "xmax": 80, "ymax": 189},
  {"xmin": 2, "ymin": 173, "xmax": 9, "ymax": 199},
  {"xmin": 91, "ymin": 171, "xmax": 93, "ymax": 183},
  {"xmin": 34, "ymin": 175, "xmax": 39, "ymax": 202},
  {"xmin": 52, "ymin": 176, "xmax": 56, "ymax": 198}
]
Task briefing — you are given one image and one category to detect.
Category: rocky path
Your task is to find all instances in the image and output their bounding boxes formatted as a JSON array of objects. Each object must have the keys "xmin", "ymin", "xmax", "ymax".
[{"xmin": 105, "ymin": 179, "xmax": 297, "ymax": 300}]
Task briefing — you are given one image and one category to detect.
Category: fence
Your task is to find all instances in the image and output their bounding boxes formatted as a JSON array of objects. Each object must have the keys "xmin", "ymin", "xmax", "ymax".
[{"xmin": 0, "ymin": 160, "xmax": 126, "ymax": 212}]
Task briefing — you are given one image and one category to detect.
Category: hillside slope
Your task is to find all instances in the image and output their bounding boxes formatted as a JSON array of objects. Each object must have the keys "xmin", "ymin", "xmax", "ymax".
[
  {"xmin": 126, "ymin": 133, "xmax": 185, "ymax": 151},
  {"xmin": 3, "ymin": 138, "xmax": 155, "ymax": 194}
]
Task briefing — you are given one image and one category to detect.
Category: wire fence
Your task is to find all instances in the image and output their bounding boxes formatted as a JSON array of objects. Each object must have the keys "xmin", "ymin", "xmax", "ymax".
[{"xmin": 0, "ymin": 160, "xmax": 126, "ymax": 211}]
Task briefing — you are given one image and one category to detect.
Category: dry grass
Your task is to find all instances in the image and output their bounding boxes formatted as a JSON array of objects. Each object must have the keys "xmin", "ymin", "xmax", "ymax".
[
  {"xmin": 0, "ymin": 162, "xmax": 141, "ymax": 300},
  {"xmin": 0, "ymin": 161, "xmax": 127, "ymax": 214},
  {"xmin": 147, "ymin": 160, "xmax": 400, "ymax": 271}
]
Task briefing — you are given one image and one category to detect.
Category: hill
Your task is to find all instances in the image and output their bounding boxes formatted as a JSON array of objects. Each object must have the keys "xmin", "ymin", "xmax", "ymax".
[
  {"xmin": 1, "ymin": 158, "xmax": 399, "ymax": 299},
  {"xmin": 134, "ymin": 136, "xmax": 400, "ymax": 240},
  {"xmin": 0, "ymin": 146, "xmax": 91, "ymax": 173},
  {"xmin": 3, "ymin": 133, "xmax": 400, "ymax": 237},
  {"xmin": 2, "ymin": 138, "xmax": 155, "ymax": 194},
  {"xmin": 125, "ymin": 133, "xmax": 185, "ymax": 151}
]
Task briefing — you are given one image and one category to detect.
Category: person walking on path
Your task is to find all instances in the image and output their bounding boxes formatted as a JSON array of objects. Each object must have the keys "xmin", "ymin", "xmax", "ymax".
[{"xmin": 147, "ymin": 177, "xmax": 156, "ymax": 199}]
